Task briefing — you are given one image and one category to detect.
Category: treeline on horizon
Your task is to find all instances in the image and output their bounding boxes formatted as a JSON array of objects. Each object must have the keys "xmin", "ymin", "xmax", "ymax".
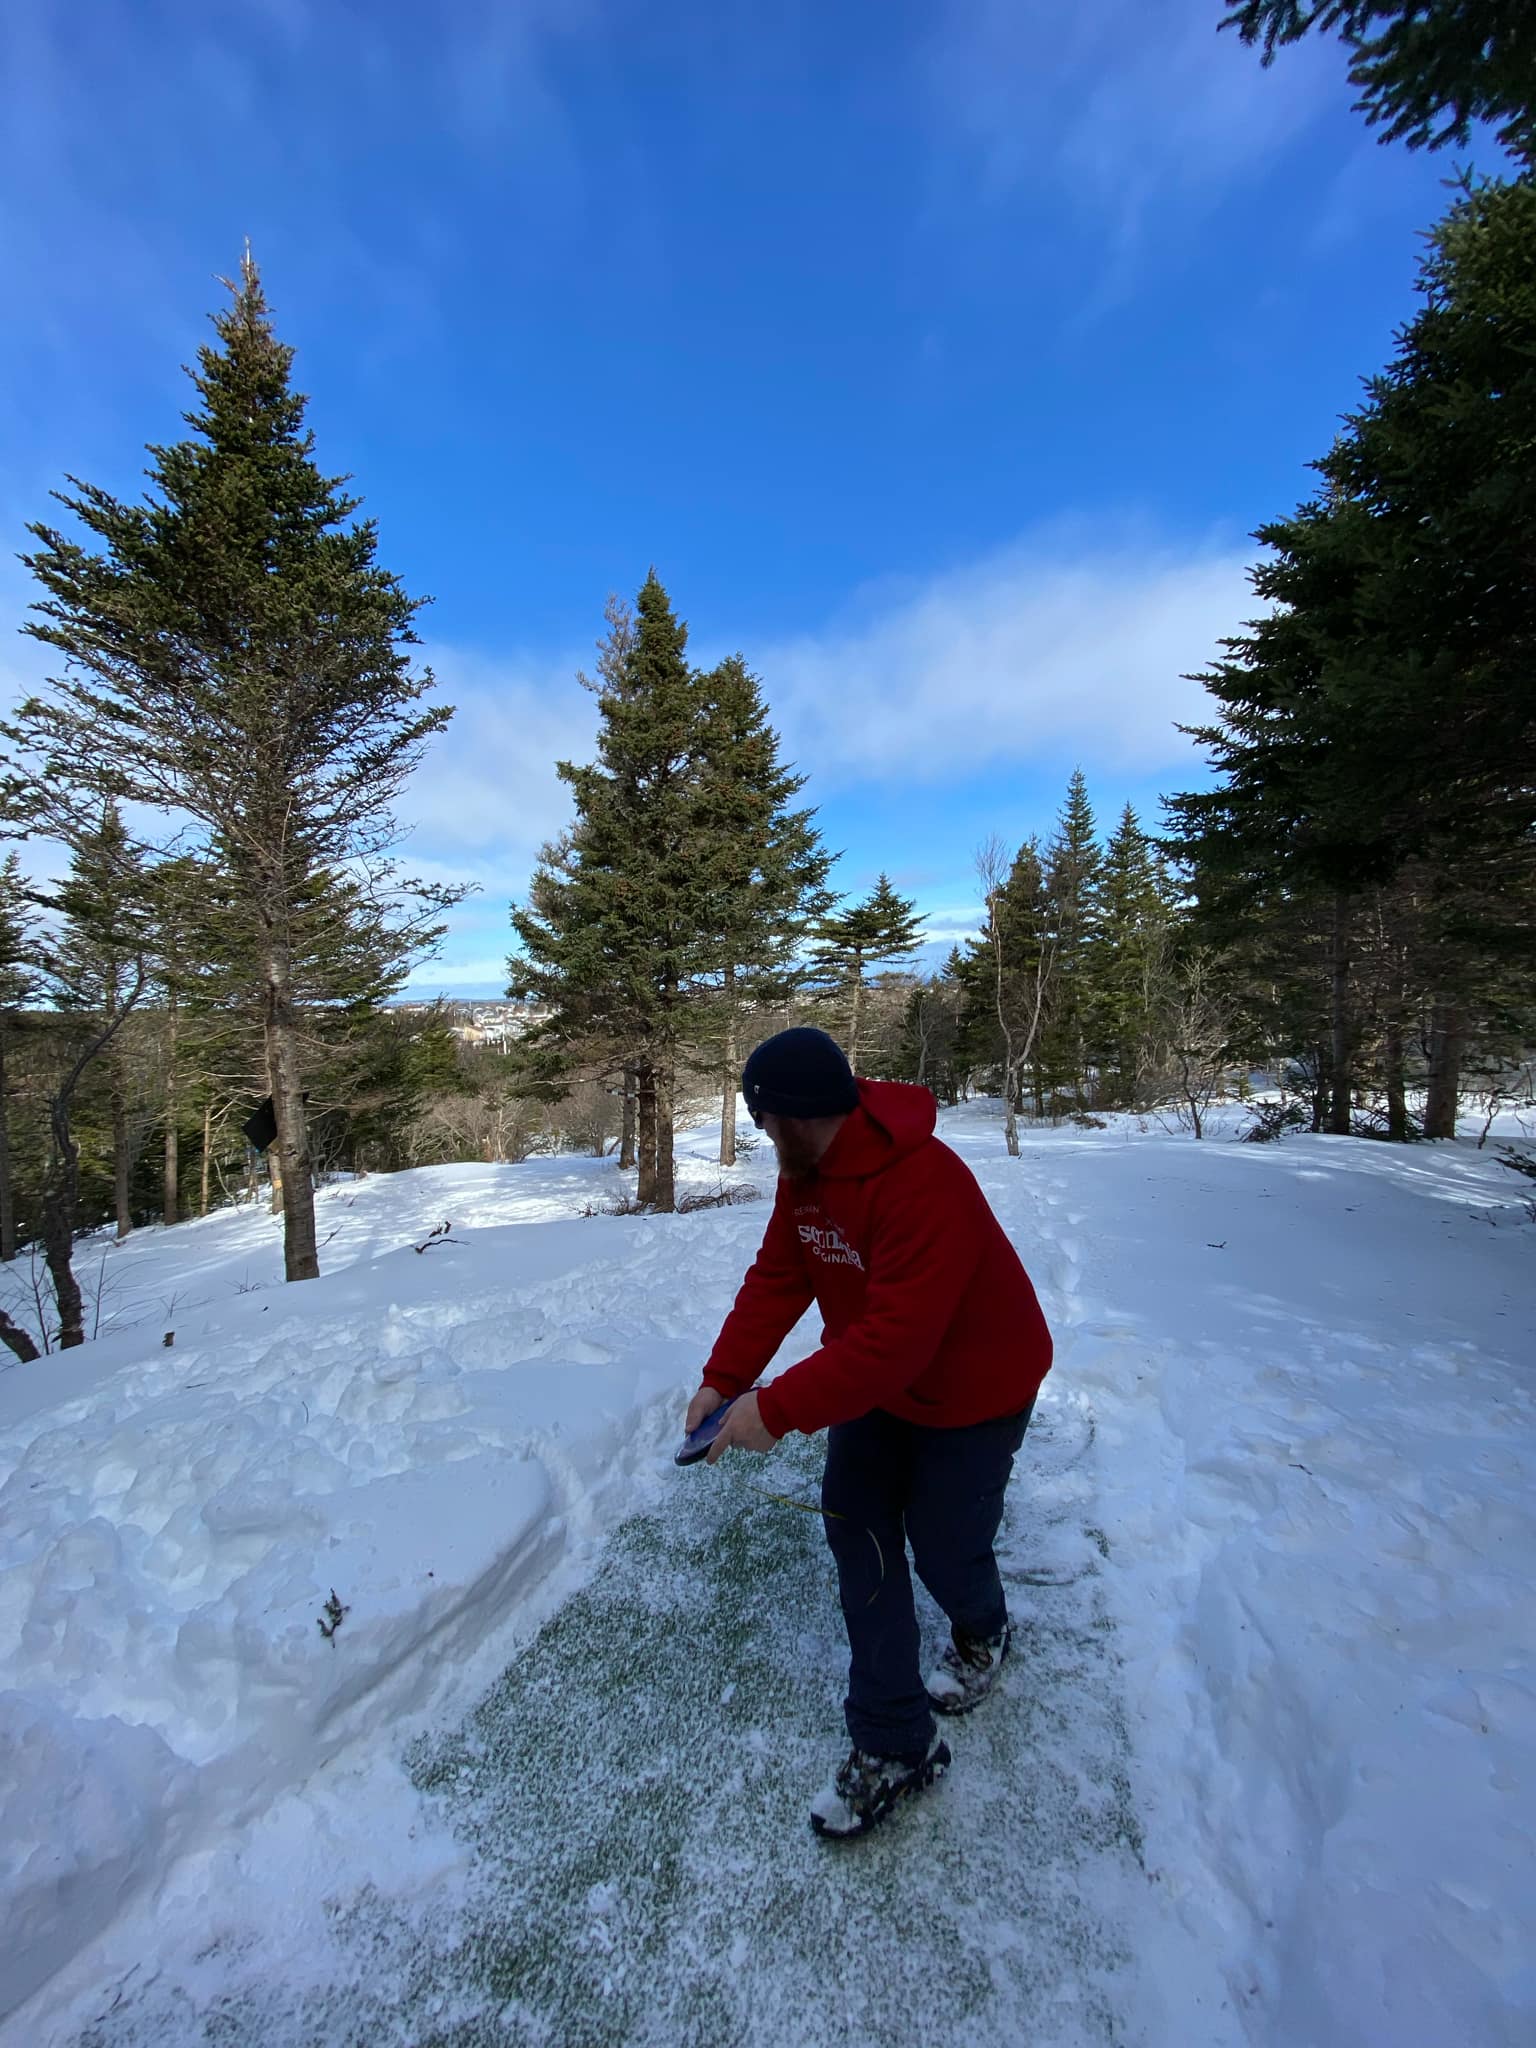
[{"xmin": 0, "ymin": 0, "xmax": 1529, "ymax": 1355}]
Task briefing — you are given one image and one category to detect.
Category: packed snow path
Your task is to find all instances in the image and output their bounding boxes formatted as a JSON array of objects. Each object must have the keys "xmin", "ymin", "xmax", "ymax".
[{"xmin": 64, "ymin": 1399, "xmax": 1143, "ymax": 2047}]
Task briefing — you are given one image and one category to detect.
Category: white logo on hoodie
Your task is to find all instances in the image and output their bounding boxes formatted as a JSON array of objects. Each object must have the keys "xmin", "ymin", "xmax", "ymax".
[{"xmin": 797, "ymin": 1219, "xmax": 864, "ymax": 1270}]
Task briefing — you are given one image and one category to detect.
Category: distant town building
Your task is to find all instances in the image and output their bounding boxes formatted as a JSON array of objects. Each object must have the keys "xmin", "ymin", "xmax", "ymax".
[{"xmin": 446, "ymin": 1000, "xmax": 551, "ymax": 1050}]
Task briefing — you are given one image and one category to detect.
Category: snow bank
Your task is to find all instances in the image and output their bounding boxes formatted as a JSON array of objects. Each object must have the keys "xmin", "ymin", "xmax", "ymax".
[
  {"xmin": 0, "ymin": 1159, "xmax": 766, "ymax": 2021},
  {"xmin": 1011, "ymin": 1112, "xmax": 1536, "ymax": 2047}
]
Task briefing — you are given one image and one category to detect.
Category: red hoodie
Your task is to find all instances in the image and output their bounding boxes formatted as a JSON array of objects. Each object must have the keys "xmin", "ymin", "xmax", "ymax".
[{"xmin": 703, "ymin": 1080, "xmax": 1053, "ymax": 1438}]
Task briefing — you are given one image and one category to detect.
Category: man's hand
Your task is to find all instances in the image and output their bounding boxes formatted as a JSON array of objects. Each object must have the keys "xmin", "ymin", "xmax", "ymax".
[
  {"xmin": 705, "ymin": 1389, "xmax": 778, "ymax": 1463},
  {"xmin": 685, "ymin": 1384, "xmax": 725, "ymax": 1434}
]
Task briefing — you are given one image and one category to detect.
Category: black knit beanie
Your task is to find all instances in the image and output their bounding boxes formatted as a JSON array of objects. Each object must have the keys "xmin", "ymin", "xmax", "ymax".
[{"xmin": 741, "ymin": 1027, "xmax": 859, "ymax": 1122}]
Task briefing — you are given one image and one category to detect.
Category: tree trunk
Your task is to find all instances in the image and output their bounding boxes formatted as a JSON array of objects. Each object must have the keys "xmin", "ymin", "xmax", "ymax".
[
  {"xmin": 0, "ymin": 1307, "xmax": 39, "ymax": 1363},
  {"xmin": 200, "ymin": 1100, "xmax": 213, "ymax": 1217},
  {"xmin": 163, "ymin": 993, "xmax": 180, "ymax": 1226},
  {"xmin": 112, "ymin": 1087, "xmax": 132, "ymax": 1240},
  {"xmin": 264, "ymin": 952, "xmax": 319, "ymax": 1281},
  {"xmin": 42, "ymin": 1113, "xmax": 84, "ymax": 1350},
  {"xmin": 719, "ymin": 990, "xmax": 737, "ymax": 1169},
  {"xmin": 1424, "ymin": 1001, "xmax": 1465, "ymax": 1140},
  {"xmin": 655, "ymin": 1059, "xmax": 676, "ymax": 1214},
  {"xmin": 1384, "ymin": 1015, "xmax": 1409, "ymax": 1143},
  {"xmin": 636, "ymin": 1066, "xmax": 657, "ymax": 1207},
  {"xmin": 620, "ymin": 1066, "xmax": 637, "ymax": 1171},
  {"xmin": 1326, "ymin": 895, "xmax": 1354, "ymax": 1137},
  {"xmin": 0, "ymin": 1026, "xmax": 14, "ymax": 1262},
  {"xmin": 1306, "ymin": 1048, "xmax": 1327, "ymax": 1132},
  {"xmin": 849, "ymin": 972, "xmax": 864, "ymax": 1072}
]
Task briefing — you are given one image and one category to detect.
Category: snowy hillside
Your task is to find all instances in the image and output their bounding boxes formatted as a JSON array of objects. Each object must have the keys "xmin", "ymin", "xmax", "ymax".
[{"xmin": 2, "ymin": 1106, "xmax": 1532, "ymax": 2048}]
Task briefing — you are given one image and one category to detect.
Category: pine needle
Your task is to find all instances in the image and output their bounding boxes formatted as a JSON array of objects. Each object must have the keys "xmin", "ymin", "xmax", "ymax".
[{"xmin": 741, "ymin": 1482, "xmax": 885, "ymax": 1603}]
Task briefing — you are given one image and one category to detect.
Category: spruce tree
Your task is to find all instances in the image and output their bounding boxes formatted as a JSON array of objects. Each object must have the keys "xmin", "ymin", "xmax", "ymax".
[
  {"xmin": 1096, "ymin": 805, "xmax": 1178, "ymax": 1109},
  {"xmin": 141, "ymin": 854, "xmax": 209, "ymax": 1229},
  {"xmin": 1223, "ymin": 0, "xmax": 1536, "ymax": 160},
  {"xmin": 1170, "ymin": 173, "xmax": 1536, "ymax": 1136},
  {"xmin": 1039, "ymin": 770, "xmax": 1103, "ymax": 1107},
  {"xmin": 902, "ymin": 951, "xmax": 967, "ymax": 1101},
  {"xmin": 512, "ymin": 574, "xmax": 724, "ymax": 1212},
  {"xmin": 51, "ymin": 805, "xmax": 153, "ymax": 1243},
  {"xmin": 33, "ymin": 805, "xmax": 151, "ymax": 1343},
  {"xmin": 693, "ymin": 653, "xmax": 833, "ymax": 1164},
  {"xmin": 810, "ymin": 873, "xmax": 925, "ymax": 1070},
  {"xmin": 0, "ymin": 857, "xmax": 38, "ymax": 1262},
  {"xmin": 973, "ymin": 836, "xmax": 1055, "ymax": 1152},
  {"xmin": 7, "ymin": 250, "xmax": 458, "ymax": 1281}
]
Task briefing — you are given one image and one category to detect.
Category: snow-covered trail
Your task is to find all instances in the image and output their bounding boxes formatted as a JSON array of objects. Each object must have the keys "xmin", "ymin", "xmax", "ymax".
[
  {"xmin": 56, "ymin": 1243, "xmax": 1154, "ymax": 2047},
  {"xmin": 8, "ymin": 1106, "xmax": 1531, "ymax": 2047}
]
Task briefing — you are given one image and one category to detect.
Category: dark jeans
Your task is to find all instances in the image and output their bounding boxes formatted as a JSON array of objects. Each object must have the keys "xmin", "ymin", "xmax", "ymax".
[{"xmin": 820, "ymin": 1403, "xmax": 1034, "ymax": 1758}]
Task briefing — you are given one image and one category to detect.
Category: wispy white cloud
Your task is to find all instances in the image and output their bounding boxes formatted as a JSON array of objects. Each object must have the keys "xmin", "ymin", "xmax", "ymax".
[
  {"xmin": 3, "ymin": 532, "xmax": 1247, "ymax": 985},
  {"xmin": 401, "ymin": 643, "xmax": 594, "ymax": 866},
  {"xmin": 757, "ymin": 520, "xmax": 1251, "ymax": 787},
  {"xmin": 923, "ymin": 0, "xmax": 1335, "ymax": 310},
  {"xmin": 404, "ymin": 954, "xmax": 517, "ymax": 995},
  {"xmin": 0, "ymin": 0, "xmax": 602, "ymax": 398},
  {"xmin": 392, "ymin": 640, "xmax": 597, "ymax": 988}
]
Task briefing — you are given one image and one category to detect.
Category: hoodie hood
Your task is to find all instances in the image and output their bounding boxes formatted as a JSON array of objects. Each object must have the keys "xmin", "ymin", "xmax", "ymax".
[{"xmin": 815, "ymin": 1079, "xmax": 937, "ymax": 1180}]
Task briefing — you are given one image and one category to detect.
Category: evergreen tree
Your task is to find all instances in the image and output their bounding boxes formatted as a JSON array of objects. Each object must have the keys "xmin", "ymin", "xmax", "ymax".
[
  {"xmin": 141, "ymin": 854, "xmax": 210, "ymax": 1229},
  {"xmin": 973, "ymin": 836, "xmax": 1055, "ymax": 1152},
  {"xmin": 1096, "ymin": 805, "xmax": 1178, "ymax": 1109},
  {"xmin": 693, "ymin": 653, "xmax": 834, "ymax": 1164},
  {"xmin": 1166, "ymin": 486, "xmax": 1379, "ymax": 1131},
  {"xmin": 902, "ymin": 951, "xmax": 967, "ymax": 1102},
  {"xmin": 33, "ymin": 805, "xmax": 151, "ymax": 1344},
  {"xmin": 7, "ymin": 249, "xmax": 459, "ymax": 1282},
  {"xmin": 810, "ymin": 873, "xmax": 925, "ymax": 1070},
  {"xmin": 1223, "ymin": 0, "xmax": 1536, "ymax": 160},
  {"xmin": 0, "ymin": 857, "xmax": 39, "ymax": 1262},
  {"xmin": 1320, "ymin": 176, "xmax": 1536, "ymax": 862},
  {"xmin": 1170, "ymin": 173, "xmax": 1536, "ymax": 1136},
  {"xmin": 1038, "ymin": 770, "xmax": 1103, "ymax": 1107},
  {"xmin": 512, "ymin": 574, "xmax": 724, "ymax": 1212},
  {"xmin": 51, "ymin": 805, "xmax": 153, "ymax": 1243}
]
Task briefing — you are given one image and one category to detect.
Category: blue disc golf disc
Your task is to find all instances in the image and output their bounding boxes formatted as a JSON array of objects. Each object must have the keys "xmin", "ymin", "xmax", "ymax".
[{"xmin": 675, "ymin": 1396, "xmax": 739, "ymax": 1466}]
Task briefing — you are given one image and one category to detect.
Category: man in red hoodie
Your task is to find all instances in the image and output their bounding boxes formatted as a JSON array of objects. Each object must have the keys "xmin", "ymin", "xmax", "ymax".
[{"xmin": 686, "ymin": 1026, "xmax": 1053, "ymax": 1838}]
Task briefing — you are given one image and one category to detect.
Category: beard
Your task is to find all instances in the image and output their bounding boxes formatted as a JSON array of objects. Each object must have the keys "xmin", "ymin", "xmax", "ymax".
[{"xmin": 770, "ymin": 1124, "xmax": 823, "ymax": 1182}]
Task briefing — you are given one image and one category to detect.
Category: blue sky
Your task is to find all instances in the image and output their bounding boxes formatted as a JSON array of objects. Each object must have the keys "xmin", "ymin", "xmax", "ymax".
[{"xmin": 0, "ymin": 0, "xmax": 1487, "ymax": 993}]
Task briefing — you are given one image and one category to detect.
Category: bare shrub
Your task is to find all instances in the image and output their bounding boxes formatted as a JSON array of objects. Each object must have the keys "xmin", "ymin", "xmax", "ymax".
[
  {"xmin": 537, "ymin": 1078, "xmax": 622, "ymax": 1158},
  {"xmin": 404, "ymin": 1089, "xmax": 543, "ymax": 1166},
  {"xmin": 676, "ymin": 1183, "xmax": 762, "ymax": 1214},
  {"xmin": 581, "ymin": 1193, "xmax": 652, "ymax": 1218},
  {"xmin": 1145, "ymin": 951, "xmax": 1235, "ymax": 1140}
]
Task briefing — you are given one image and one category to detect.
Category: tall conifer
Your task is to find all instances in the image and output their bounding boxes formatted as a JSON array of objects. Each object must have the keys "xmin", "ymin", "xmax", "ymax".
[
  {"xmin": 513, "ymin": 575, "xmax": 723, "ymax": 1211},
  {"xmin": 1224, "ymin": 0, "xmax": 1535, "ymax": 159},
  {"xmin": 1096, "ymin": 805, "xmax": 1178, "ymax": 1108},
  {"xmin": 1039, "ymin": 770, "xmax": 1103, "ymax": 1105},
  {"xmin": 694, "ymin": 654, "xmax": 833, "ymax": 1163},
  {"xmin": 0, "ymin": 857, "xmax": 38, "ymax": 1262},
  {"xmin": 811, "ymin": 874, "xmax": 925, "ymax": 1070},
  {"xmin": 8, "ymin": 250, "xmax": 458, "ymax": 1281}
]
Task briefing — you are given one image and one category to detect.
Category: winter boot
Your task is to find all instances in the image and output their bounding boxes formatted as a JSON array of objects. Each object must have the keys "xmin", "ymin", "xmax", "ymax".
[
  {"xmin": 926, "ymin": 1621, "xmax": 1011, "ymax": 1716},
  {"xmin": 809, "ymin": 1733, "xmax": 951, "ymax": 1839}
]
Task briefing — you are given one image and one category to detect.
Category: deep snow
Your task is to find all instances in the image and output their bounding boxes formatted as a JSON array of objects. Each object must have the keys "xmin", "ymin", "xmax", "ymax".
[{"xmin": 1, "ymin": 1104, "xmax": 1532, "ymax": 2046}]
